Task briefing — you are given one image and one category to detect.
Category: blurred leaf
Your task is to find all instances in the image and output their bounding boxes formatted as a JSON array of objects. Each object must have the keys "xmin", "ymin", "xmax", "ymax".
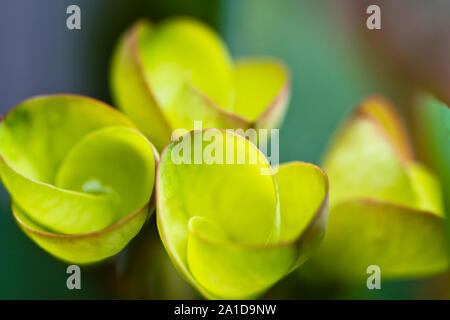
[
  {"xmin": 306, "ymin": 97, "xmax": 447, "ymax": 283},
  {"xmin": 234, "ymin": 58, "xmax": 290, "ymax": 127},
  {"xmin": 110, "ymin": 18, "xmax": 290, "ymax": 150},
  {"xmin": 311, "ymin": 199, "xmax": 447, "ymax": 282},
  {"xmin": 109, "ymin": 21, "xmax": 172, "ymax": 151},
  {"xmin": 413, "ymin": 94, "xmax": 450, "ymax": 261}
]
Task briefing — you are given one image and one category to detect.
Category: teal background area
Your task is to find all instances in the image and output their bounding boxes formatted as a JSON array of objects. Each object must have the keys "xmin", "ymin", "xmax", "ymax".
[
  {"xmin": 0, "ymin": 0, "xmax": 448, "ymax": 299},
  {"xmin": 222, "ymin": 0, "xmax": 385, "ymax": 164}
]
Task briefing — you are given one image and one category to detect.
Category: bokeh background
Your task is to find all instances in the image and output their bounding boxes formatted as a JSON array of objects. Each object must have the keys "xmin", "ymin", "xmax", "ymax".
[{"xmin": 0, "ymin": 0, "xmax": 448, "ymax": 299}]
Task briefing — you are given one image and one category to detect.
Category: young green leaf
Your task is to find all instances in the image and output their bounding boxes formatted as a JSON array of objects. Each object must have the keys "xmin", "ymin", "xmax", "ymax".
[
  {"xmin": 156, "ymin": 129, "xmax": 328, "ymax": 299},
  {"xmin": 0, "ymin": 95, "xmax": 158, "ymax": 264}
]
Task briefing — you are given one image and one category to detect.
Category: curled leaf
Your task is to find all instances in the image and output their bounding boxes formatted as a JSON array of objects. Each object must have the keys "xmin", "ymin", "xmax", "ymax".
[
  {"xmin": 110, "ymin": 18, "xmax": 290, "ymax": 150},
  {"xmin": 0, "ymin": 95, "xmax": 158, "ymax": 264},
  {"xmin": 306, "ymin": 96, "xmax": 448, "ymax": 282},
  {"xmin": 156, "ymin": 129, "xmax": 328, "ymax": 299}
]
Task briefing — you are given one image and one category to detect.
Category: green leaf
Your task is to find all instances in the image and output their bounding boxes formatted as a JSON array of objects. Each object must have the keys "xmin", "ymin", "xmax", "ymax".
[
  {"xmin": 310, "ymin": 200, "xmax": 447, "ymax": 282},
  {"xmin": 275, "ymin": 162, "xmax": 329, "ymax": 270},
  {"xmin": 54, "ymin": 126, "xmax": 156, "ymax": 222},
  {"xmin": 406, "ymin": 162, "xmax": 445, "ymax": 216},
  {"xmin": 322, "ymin": 110, "xmax": 416, "ymax": 208},
  {"xmin": 0, "ymin": 95, "xmax": 158, "ymax": 263},
  {"xmin": 110, "ymin": 21, "xmax": 172, "ymax": 151},
  {"xmin": 306, "ymin": 97, "xmax": 448, "ymax": 282},
  {"xmin": 186, "ymin": 216, "xmax": 297, "ymax": 299},
  {"xmin": 413, "ymin": 94, "xmax": 450, "ymax": 258},
  {"xmin": 110, "ymin": 18, "xmax": 291, "ymax": 149},
  {"xmin": 234, "ymin": 58, "xmax": 290, "ymax": 126},
  {"xmin": 12, "ymin": 202, "xmax": 150, "ymax": 264},
  {"xmin": 139, "ymin": 17, "xmax": 235, "ymax": 112},
  {"xmin": 156, "ymin": 129, "xmax": 328, "ymax": 299},
  {"xmin": 162, "ymin": 81, "xmax": 249, "ymax": 136}
]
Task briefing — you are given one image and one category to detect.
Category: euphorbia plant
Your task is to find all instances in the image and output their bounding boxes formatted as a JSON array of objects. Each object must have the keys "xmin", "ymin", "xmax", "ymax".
[
  {"xmin": 110, "ymin": 17, "xmax": 290, "ymax": 150},
  {"xmin": 306, "ymin": 96, "xmax": 448, "ymax": 282},
  {"xmin": 0, "ymin": 95, "xmax": 158, "ymax": 264},
  {"xmin": 156, "ymin": 129, "xmax": 329, "ymax": 299}
]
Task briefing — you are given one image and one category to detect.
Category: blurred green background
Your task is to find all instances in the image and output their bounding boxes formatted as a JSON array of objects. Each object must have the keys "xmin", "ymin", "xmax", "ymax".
[{"xmin": 0, "ymin": 0, "xmax": 448, "ymax": 299}]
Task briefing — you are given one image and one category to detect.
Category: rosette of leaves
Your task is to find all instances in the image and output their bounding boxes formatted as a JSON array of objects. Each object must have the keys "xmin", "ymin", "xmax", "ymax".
[
  {"xmin": 110, "ymin": 17, "xmax": 290, "ymax": 150},
  {"xmin": 306, "ymin": 97, "xmax": 448, "ymax": 283},
  {"xmin": 0, "ymin": 95, "xmax": 158, "ymax": 264},
  {"xmin": 156, "ymin": 129, "xmax": 329, "ymax": 299}
]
